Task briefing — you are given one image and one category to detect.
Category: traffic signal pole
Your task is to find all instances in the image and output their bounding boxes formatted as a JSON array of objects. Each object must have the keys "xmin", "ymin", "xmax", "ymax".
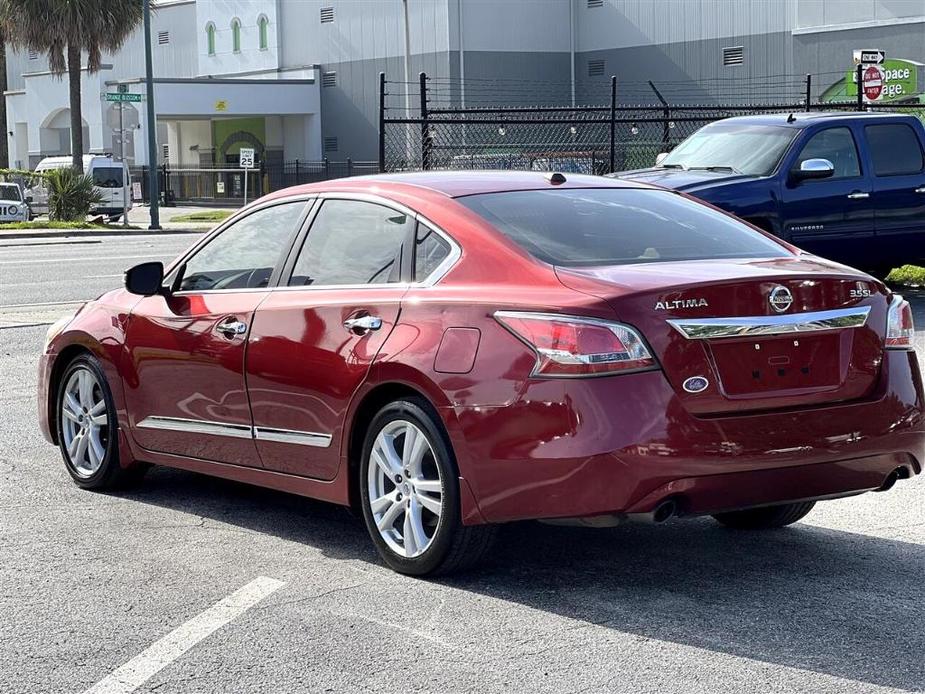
[{"xmin": 143, "ymin": 0, "xmax": 161, "ymax": 230}]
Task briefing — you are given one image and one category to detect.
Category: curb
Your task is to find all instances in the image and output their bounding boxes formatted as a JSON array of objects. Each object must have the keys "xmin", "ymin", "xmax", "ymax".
[{"xmin": 0, "ymin": 227, "xmax": 208, "ymax": 241}]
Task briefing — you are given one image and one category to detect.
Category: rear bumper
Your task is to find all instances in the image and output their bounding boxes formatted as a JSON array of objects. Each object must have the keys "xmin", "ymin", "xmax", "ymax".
[{"xmin": 453, "ymin": 349, "xmax": 925, "ymax": 523}]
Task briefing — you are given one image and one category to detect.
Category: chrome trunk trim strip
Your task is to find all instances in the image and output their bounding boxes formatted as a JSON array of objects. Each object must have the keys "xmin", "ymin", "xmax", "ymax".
[
  {"xmin": 254, "ymin": 427, "xmax": 332, "ymax": 448},
  {"xmin": 667, "ymin": 306, "xmax": 871, "ymax": 340},
  {"xmin": 136, "ymin": 416, "xmax": 254, "ymax": 439}
]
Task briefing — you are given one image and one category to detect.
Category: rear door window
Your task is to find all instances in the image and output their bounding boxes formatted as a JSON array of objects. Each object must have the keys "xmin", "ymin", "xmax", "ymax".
[
  {"xmin": 92, "ymin": 167, "xmax": 124, "ymax": 188},
  {"xmin": 288, "ymin": 199, "xmax": 412, "ymax": 286},
  {"xmin": 457, "ymin": 188, "xmax": 789, "ymax": 267},
  {"xmin": 864, "ymin": 124, "xmax": 924, "ymax": 176}
]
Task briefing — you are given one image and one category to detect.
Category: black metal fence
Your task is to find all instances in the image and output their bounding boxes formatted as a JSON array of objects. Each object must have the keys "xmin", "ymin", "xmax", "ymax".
[
  {"xmin": 130, "ymin": 159, "xmax": 378, "ymax": 206},
  {"xmin": 379, "ymin": 70, "xmax": 925, "ymax": 175}
]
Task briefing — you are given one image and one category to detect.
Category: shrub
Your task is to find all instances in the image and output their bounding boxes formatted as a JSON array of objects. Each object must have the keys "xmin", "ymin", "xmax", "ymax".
[
  {"xmin": 46, "ymin": 168, "xmax": 102, "ymax": 222},
  {"xmin": 886, "ymin": 265, "xmax": 925, "ymax": 286}
]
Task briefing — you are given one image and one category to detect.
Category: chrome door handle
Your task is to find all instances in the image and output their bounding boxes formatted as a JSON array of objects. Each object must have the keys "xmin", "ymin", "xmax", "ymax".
[
  {"xmin": 216, "ymin": 317, "xmax": 247, "ymax": 337},
  {"xmin": 915, "ymin": 187, "xmax": 925, "ymax": 194},
  {"xmin": 847, "ymin": 192, "xmax": 870, "ymax": 200},
  {"xmin": 343, "ymin": 315, "xmax": 382, "ymax": 333}
]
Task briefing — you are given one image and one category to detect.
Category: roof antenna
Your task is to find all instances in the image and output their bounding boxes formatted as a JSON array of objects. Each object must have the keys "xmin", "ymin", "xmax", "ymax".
[
  {"xmin": 546, "ymin": 172, "xmax": 567, "ymax": 185},
  {"xmin": 787, "ymin": 113, "xmax": 796, "ymax": 123}
]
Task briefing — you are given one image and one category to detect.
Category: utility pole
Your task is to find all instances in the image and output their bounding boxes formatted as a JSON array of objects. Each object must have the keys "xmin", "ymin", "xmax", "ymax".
[
  {"xmin": 119, "ymin": 103, "xmax": 128, "ymax": 227},
  {"xmin": 143, "ymin": 0, "xmax": 161, "ymax": 230}
]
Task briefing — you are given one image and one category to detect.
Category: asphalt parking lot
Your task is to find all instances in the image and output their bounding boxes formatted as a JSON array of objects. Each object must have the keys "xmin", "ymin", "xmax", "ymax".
[{"xmin": 1, "ymin": 234, "xmax": 924, "ymax": 694}]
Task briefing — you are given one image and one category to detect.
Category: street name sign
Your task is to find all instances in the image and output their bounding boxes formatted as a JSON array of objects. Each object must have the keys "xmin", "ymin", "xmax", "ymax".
[{"xmin": 105, "ymin": 92, "xmax": 142, "ymax": 103}]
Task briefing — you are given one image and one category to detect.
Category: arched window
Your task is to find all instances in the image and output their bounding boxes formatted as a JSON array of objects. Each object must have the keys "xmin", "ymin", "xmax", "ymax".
[
  {"xmin": 257, "ymin": 15, "xmax": 269, "ymax": 50},
  {"xmin": 205, "ymin": 22, "xmax": 216, "ymax": 56},
  {"xmin": 231, "ymin": 18, "xmax": 241, "ymax": 53}
]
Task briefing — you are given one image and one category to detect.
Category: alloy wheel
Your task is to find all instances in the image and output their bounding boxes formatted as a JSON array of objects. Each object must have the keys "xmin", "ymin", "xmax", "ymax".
[
  {"xmin": 60, "ymin": 367, "xmax": 109, "ymax": 478},
  {"xmin": 367, "ymin": 419, "xmax": 444, "ymax": 558}
]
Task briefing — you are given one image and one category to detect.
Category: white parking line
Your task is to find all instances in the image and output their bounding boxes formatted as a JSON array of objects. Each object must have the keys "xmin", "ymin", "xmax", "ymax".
[{"xmin": 82, "ymin": 576, "xmax": 285, "ymax": 694}]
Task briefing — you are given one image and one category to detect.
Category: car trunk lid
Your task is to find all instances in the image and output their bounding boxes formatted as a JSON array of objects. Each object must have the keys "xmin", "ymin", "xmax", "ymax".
[{"xmin": 556, "ymin": 256, "xmax": 888, "ymax": 415}]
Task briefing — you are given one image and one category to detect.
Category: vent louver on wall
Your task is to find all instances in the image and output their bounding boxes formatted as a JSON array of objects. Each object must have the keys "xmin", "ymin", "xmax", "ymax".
[
  {"xmin": 324, "ymin": 137, "xmax": 338, "ymax": 152},
  {"xmin": 588, "ymin": 59, "xmax": 605, "ymax": 77},
  {"xmin": 723, "ymin": 46, "xmax": 744, "ymax": 66},
  {"xmin": 322, "ymin": 71, "xmax": 337, "ymax": 87},
  {"xmin": 320, "ymin": 7, "xmax": 334, "ymax": 23},
  {"xmin": 28, "ymin": 50, "xmax": 38, "ymax": 60},
  {"xmin": 158, "ymin": 31, "xmax": 169, "ymax": 45},
  {"xmin": 162, "ymin": 144, "xmax": 169, "ymax": 160},
  {"xmin": 587, "ymin": 0, "xmax": 604, "ymax": 7}
]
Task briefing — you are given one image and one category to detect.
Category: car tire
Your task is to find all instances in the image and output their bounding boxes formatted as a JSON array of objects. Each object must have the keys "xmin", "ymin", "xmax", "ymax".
[
  {"xmin": 55, "ymin": 354, "xmax": 147, "ymax": 490},
  {"xmin": 712, "ymin": 501, "xmax": 815, "ymax": 530},
  {"xmin": 359, "ymin": 397, "xmax": 496, "ymax": 576}
]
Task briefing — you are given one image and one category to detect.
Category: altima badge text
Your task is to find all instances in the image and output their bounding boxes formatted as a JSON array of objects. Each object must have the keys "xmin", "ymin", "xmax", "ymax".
[{"xmin": 655, "ymin": 298, "xmax": 709, "ymax": 311}]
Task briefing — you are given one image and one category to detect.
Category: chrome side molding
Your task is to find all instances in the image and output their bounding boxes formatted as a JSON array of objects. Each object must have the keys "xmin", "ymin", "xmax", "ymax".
[
  {"xmin": 667, "ymin": 306, "xmax": 871, "ymax": 340},
  {"xmin": 136, "ymin": 416, "xmax": 332, "ymax": 447},
  {"xmin": 136, "ymin": 416, "xmax": 253, "ymax": 439},
  {"xmin": 254, "ymin": 427, "xmax": 332, "ymax": 448}
]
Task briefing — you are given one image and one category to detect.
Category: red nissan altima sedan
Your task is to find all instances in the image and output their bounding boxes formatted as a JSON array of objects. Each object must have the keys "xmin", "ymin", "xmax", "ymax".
[{"xmin": 38, "ymin": 172, "xmax": 923, "ymax": 575}]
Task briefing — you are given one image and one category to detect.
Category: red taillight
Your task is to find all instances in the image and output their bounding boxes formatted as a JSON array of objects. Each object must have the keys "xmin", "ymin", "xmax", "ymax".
[
  {"xmin": 495, "ymin": 311, "xmax": 656, "ymax": 377},
  {"xmin": 886, "ymin": 295, "xmax": 915, "ymax": 350}
]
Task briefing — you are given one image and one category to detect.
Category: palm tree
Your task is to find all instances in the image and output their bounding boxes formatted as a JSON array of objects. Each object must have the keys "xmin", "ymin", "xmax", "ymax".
[{"xmin": 0, "ymin": 0, "xmax": 144, "ymax": 170}]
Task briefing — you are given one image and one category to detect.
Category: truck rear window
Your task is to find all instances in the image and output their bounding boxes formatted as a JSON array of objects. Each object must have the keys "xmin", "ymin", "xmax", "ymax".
[{"xmin": 458, "ymin": 188, "xmax": 790, "ymax": 267}]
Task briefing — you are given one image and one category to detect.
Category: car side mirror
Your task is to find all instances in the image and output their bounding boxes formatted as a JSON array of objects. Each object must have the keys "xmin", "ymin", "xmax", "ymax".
[
  {"xmin": 792, "ymin": 158, "xmax": 834, "ymax": 182},
  {"xmin": 655, "ymin": 152, "xmax": 669, "ymax": 166},
  {"xmin": 25, "ymin": 195, "xmax": 33, "ymax": 203},
  {"xmin": 124, "ymin": 261, "xmax": 165, "ymax": 296}
]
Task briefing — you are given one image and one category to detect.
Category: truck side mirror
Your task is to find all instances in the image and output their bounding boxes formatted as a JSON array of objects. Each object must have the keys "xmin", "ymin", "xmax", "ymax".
[
  {"xmin": 792, "ymin": 158, "xmax": 834, "ymax": 182},
  {"xmin": 655, "ymin": 152, "xmax": 669, "ymax": 166},
  {"xmin": 124, "ymin": 261, "xmax": 165, "ymax": 296}
]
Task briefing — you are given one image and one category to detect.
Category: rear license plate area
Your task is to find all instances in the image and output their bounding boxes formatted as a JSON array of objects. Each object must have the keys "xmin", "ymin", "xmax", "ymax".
[{"xmin": 708, "ymin": 333, "xmax": 840, "ymax": 395}]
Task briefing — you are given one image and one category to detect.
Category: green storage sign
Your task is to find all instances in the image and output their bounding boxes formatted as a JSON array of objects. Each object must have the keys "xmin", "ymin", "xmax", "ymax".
[
  {"xmin": 845, "ymin": 59, "xmax": 918, "ymax": 101},
  {"xmin": 822, "ymin": 58, "xmax": 923, "ymax": 103}
]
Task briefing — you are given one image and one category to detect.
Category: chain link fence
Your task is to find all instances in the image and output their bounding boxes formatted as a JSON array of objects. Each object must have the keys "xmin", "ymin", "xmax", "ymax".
[
  {"xmin": 130, "ymin": 159, "xmax": 378, "ymax": 206},
  {"xmin": 379, "ymin": 71, "xmax": 925, "ymax": 175}
]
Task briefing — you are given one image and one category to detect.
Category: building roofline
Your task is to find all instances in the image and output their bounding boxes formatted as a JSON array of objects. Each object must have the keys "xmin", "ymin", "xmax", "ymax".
[{"xmin": 104, "ymin": 76, "xmax": 316, "ymax": 86}]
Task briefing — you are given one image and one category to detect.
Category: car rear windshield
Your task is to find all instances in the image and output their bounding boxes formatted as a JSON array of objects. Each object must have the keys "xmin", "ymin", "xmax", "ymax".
[
  {"xmin": 92, "ymin": 167, "xmax": 124, "ymax": 188},
  {"xmin": 457, "ymin": 188, "xmax": 790, "ymax": 267}
]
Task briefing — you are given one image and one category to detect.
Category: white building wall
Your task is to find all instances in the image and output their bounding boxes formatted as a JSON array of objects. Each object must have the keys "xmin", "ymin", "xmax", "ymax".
[{"xmin": 196, "ymin": 0, "xmax": 281, "ymax": 76}]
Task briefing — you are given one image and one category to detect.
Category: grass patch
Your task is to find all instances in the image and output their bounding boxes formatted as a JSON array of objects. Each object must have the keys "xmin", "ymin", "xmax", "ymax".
[
  {"xmin": 0, "ymin": 220, "xmax": 142, "ymax": 230},
  {"xmin": 886, "ymin": 264, "xmax": 925, "ymax": 286},
  {"xmin": 169, "ymin": 210, "xmax": 234, "ymax": 222}
]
